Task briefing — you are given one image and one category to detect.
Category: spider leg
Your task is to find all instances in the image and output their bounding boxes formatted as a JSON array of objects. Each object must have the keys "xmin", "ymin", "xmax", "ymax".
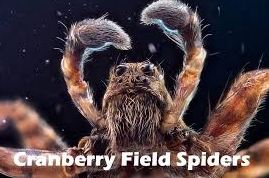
[
  {"xmin": 222, "ymin": 139, "xmax": 269, "ymax": 178},
  {"xmin": 141, "ymin": 0, "xmax": 207, "ymax": 132},
  {"xmin": 61, "ymin": 16, "xmax": 131, "ymax": 129},
  {"xmin": 0, "ymin": 135, "xmax": 118, "ymax": 178},
  {"xmin": 166, "ymin": 70, "xmax": 269, "ymax": 177},
  {"xmin": 201, "ymin": 70, "xmax": 269, "ymax": 155},
  {"xmin": 0, "ymin": 100, "xmax": 67, "ymax": 150},
  {"xmin": 0, "ymin": 147, "xmax": 82, "ymax": 178}
]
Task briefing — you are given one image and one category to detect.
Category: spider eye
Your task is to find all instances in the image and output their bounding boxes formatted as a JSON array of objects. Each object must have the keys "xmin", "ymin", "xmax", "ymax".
[
  {"xmin": 115, "ymin": 65, "xmax": 127, "ymax": 76},
  {"xmin": 142, "ymin": 63, "xmax": 155, "ymax": 76}
]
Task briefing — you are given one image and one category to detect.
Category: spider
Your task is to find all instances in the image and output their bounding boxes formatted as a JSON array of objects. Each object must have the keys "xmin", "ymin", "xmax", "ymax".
[{"xmin": 0, "ymin": 0, "xmax": 269, "ymax": 177}]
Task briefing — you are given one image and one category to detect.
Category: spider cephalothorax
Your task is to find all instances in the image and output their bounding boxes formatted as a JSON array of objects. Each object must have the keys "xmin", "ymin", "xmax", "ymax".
[
  {"xmin": 0, "ymin": 0, "xmax": 269, "ymax": 178},
  {"xmin": 103, "ymin": 62, "xmax": 171, "ymax": 151}
]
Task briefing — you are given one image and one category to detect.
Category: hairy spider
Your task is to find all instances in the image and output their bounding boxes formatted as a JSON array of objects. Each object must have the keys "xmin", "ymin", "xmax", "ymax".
[{"xmin": 0, "ymin": 0, "xmax": 269, "ymax": 177}]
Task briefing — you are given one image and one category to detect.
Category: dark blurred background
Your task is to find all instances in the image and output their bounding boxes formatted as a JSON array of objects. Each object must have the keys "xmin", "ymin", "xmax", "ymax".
[{"xmin": 0, "ymin": 0, "xmax": 269, "ymax": 177}]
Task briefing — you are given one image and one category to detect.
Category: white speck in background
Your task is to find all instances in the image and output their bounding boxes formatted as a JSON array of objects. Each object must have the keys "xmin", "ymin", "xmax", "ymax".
[
  {"xmin": 45, "ymin": 59, "xmax": 50, "ymax": 65},
  {"xmin": 241, "ymin": 43, "xmax": 245, "ymax": 54},
  {"xmin": 148, "ymin": 43, "xmax": 157, "ymax": 54},
  {"xmin": 217, "ymin": 6, "xmax": 221, "ymax": 17},
  {"xmin": 0, "ymin": 118, "xmax": 8, "ymax": 131},
  {"xmin": 57, "ymin": 11, "xmax": 63, "ymax": 16}
]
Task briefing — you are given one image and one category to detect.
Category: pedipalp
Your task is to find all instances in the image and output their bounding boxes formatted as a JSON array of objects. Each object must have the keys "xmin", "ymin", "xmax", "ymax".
[
  {"xmin": 61, "ymin": 16, "xmax": 132, "ymax": 129},
  {"xmin": 141, "ymin": 0, "xmax": 207, "ymax": 132}
]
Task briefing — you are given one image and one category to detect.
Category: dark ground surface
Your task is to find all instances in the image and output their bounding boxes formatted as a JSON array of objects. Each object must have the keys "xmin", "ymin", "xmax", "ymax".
[{"xmin": 0, "ymin": 0, "xmax": 269, "ymax": 177}]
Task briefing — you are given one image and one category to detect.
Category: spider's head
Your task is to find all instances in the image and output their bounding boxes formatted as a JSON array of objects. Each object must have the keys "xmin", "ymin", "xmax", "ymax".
[
  {"xmin": 102, "ymin": 61, "xmax": 172, "ymax": 149},
  {"xmin": 102, "ymin": 61, "xmax": 171, "ymax": 110}
]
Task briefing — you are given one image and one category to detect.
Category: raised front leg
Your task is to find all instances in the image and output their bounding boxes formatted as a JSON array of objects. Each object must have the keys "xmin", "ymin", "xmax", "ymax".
[
  {"xmin": 61, "ymin": 16, "xmax": 132, "ymax": 129},
  {"xmin": 166, "ymin": 70, "xmax": 269, "ymax": 177},
  {"xmin": 201, "ymin": 70, "xmax": 269, "ymax": 155},
  {"xmin": 141, "ymin": 0, "xmax": 207, "ymax": 132}
]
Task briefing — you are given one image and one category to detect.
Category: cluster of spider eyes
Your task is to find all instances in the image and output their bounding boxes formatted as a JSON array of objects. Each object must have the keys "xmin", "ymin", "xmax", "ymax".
[{"xmin": 115, "ymin": 63, "xmax": 155, "ymax": 77}]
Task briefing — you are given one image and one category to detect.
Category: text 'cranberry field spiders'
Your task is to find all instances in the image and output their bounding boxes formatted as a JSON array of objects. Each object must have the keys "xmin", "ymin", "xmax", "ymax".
[{"xmin": 0, "ymin": 0, "xmax": 269, "ymax": 177}]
